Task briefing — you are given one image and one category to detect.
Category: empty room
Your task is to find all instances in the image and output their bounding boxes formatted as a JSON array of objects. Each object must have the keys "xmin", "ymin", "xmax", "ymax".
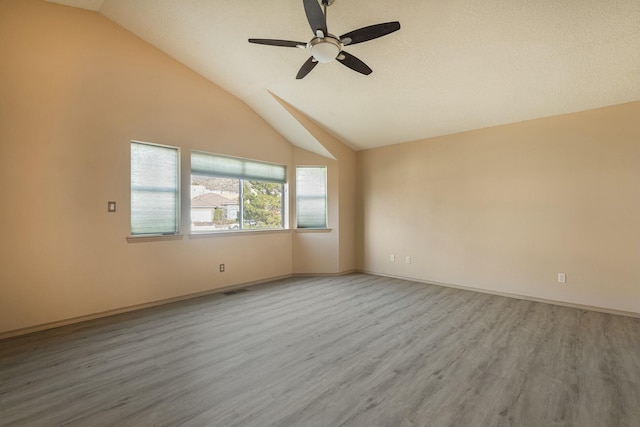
[{"xmin": 0, "ymin": 0, "xmax": 638, "ymax": 426}]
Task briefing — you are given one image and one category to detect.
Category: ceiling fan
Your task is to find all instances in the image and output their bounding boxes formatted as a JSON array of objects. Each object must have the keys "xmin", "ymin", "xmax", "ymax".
[{"xmin": 248, "ymin": 0, "xmax": 400, "ymax": 79}]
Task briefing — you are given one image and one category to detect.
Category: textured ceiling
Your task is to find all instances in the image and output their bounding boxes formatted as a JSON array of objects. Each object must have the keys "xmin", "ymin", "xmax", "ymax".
[{"xmin": 46, "ymin": 0, "xmax": 640, "ymax": 153}]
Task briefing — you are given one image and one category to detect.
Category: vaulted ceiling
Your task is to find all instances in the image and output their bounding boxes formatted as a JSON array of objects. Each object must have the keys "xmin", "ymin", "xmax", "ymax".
[{"xmin": 46, "ymin": 0, "xmax": 640, "ymax": 155}]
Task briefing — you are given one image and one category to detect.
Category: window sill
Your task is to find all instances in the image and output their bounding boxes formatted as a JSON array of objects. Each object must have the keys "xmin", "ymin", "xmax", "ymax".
[
  {"xmin": 295, "ymin": 228, "xmax": 332, "ymax": 233},
  {"xmin": 126, "ymin": 234, "xmax": 184, "ymax": 243},
  {"xmin": 188, "ymin": 229, "xmax": 291, "ymax": 239}
]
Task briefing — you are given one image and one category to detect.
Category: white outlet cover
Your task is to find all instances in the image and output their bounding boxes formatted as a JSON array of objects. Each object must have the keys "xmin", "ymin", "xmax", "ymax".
[
  {"xmin": 558, "ymin": 273, "xmax": 566, "ymax": 283},
  {"xmin": 406, "ymin": 256, "xmax": 411, "ymax": 264}
]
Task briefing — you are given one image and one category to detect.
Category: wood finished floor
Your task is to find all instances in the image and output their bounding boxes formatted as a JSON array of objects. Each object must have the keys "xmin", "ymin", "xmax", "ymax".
[{"xmin": 0, "ymin": 274, "xmax": 638, "ymax": 427}]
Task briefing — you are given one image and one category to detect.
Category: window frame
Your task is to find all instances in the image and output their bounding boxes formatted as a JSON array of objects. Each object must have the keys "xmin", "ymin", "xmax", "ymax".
[
  {"xmin": 295, "ymin": 165, "xmax": 328, "ymax": 229},
  {"xmin": 190, "ymin": 151, "xmax": 287, "ymax": 233},
  {"xmin": 130, "ymin": 140, "xmax": 181, "ymax": 237}
]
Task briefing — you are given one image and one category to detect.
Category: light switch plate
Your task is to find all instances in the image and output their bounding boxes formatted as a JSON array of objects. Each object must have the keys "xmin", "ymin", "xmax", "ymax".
[{"xmin": 108, "ymin": 201, "xmax": 116, "ymax": 212}]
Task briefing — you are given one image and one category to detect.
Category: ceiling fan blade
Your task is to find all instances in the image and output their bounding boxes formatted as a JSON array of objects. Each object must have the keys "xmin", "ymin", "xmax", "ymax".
[
  {"xmin": 248, "ymin": 39, "xmax": 306, "ymax": 48},
  {"xmin": 340, "ymin": 21, "xmax": 401, "ymax": 46},
  {"xmin": 296, "ymin": 57, "xmax": 318, "ymax": 79},
  {"xmin": 303, "ymin": 0, "xmax": 327, "ymax": 36},
  {"xmin": 337, "ymin": 51, "xmax": 372, "ymax": 75}
]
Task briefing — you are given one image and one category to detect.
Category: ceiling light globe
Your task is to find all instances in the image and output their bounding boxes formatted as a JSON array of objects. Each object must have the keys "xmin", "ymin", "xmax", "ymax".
[{"xmin": 310, "ymin": 38, "xmax": 341, "ymax": 63}]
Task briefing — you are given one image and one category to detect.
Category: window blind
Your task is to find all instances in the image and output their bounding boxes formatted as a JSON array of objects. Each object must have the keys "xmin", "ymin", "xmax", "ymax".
[
  {"xmin": 191, "ymin": 151, "xmax": 286, "ymax": 183},
  {"xmin": 131, "ymin": 142, "xmax": 179, "ymax": 235},
  {"xmin": 296, "ymin": 166, "xmax": 327, "ymax": 229}
]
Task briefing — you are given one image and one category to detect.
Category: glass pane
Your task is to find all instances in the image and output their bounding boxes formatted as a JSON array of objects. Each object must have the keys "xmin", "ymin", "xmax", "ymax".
[
  {"xmin": 242, "ymin": 181, "xmax": 283, "ymax": 230},
  {"xmin": 191, "ymin": 175, "xmax": 240, "ymax": 232}
]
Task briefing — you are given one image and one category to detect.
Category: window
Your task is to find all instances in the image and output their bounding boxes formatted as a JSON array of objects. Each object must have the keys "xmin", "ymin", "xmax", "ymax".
[
  {"xmin": 130, "ymin": 141, "xmax": 180, "ymax": 235},
  {"xmin": 296, "ymin": 166, "xmax": 327, "ymax": 228},
  {"xmin": 191, "ymin": 152, "xmax": 286, "ymax": 232}
]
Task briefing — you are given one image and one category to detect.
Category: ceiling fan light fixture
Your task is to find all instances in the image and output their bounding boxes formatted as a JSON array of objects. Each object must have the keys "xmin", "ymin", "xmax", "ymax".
[{"xmin": 309, "ymin": 37, "xmax": 341, "ymax": 63}]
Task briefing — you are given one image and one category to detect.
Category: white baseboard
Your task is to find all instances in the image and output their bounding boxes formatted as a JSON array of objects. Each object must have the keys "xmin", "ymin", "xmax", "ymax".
[
  {"xmin": 359, "ymin": 270, "xmax": 640, "ymax": 319},
  {"xmin": 0, "ymin": 274, "xmax": 292, "ymax": 340},
  {"xmin": 292, "ymin": 269, "xmax": 357, "ymax": 278},
  {"xmin": 4, "ymin": 269, "xmax": 635, "ymax": 340}
]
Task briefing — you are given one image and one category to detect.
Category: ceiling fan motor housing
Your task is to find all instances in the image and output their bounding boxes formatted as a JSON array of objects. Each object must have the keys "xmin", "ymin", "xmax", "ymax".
[{"xmin": 309, "ymin": 35, "xmax": 342, "ymax": 63}]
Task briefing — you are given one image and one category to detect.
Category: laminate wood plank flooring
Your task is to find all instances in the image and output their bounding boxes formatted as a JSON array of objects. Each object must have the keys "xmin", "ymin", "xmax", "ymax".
[{"xmin": 0, "ymin": 274, "xmax": 638, "ymax": 427}]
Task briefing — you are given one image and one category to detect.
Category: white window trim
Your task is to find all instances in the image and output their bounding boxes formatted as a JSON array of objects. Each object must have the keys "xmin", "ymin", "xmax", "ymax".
[
  {"xmin": 190, "ymin": 151, "xmax": 288, "ymax": 234},
  {"xmin": 130, "ymin": 140, "xmax": 181, "ymax": 238},
  {"xmin": 295, "ymin": 165, "xmax": 328, "ymax": 229}
]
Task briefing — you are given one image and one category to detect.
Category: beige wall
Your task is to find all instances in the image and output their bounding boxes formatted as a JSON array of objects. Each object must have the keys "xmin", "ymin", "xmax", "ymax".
[
  {"xmin": 357, "ymin": 102, "xmax": 640, "ymax": 314},
  {"xmin": 1, "ymin": 0, "xmax": 634, "ymax": 336},
  {"xmin": 278, "ymin": 97, "xmax": 357, "ymax": 276},
  {"xmin": 0, "ymin": 0, "xmax": 352, "ymax": 335},
  {"xmin": 291, "ymin": 148, "xmax": 340, "ymax": 273}
]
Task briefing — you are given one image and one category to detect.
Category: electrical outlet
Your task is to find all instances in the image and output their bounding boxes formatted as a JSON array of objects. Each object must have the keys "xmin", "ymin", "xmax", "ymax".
[
  {"xmin": 558, "ymin": 273, "xmax": 566, "ymax": 283},
  {"xmin": 406, "ymin": 256, "xmax": 411, "ymax": 264},
  {"xmin": 220, "ymin": 264, "xmax": 225, "ymax": 273},
  {"xmin": 390, "ymin": 254, "xmax": 395, "ymax": 262},
  {"xmin": 107, "ymin": 201, "xmax": 116, "ymax": 212}
]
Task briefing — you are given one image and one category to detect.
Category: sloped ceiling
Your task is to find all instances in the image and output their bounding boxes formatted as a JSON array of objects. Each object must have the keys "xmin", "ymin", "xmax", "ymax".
[{"xmin": 46, "ymin": 0, "xmax": 640, "ymax": 153}]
